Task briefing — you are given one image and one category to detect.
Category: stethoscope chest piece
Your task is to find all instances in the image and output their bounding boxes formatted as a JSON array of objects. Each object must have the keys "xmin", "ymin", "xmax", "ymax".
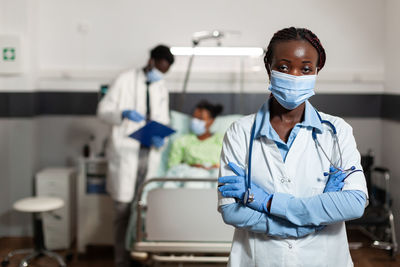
[{"xmin": 243, "ymin": 188, "xmax": 254, "ymax": 204}]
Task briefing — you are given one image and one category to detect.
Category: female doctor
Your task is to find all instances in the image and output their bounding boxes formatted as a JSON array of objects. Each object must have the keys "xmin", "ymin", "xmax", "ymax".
[{"xmin": 218, "ymin": 27, "xmax": 368, "ymax": 267}]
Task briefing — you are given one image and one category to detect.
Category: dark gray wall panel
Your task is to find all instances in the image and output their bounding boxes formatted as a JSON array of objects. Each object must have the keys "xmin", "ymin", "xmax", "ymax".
[
  {"xmin": 381, "ymin": 94, "xmax": 400, "ymax": 121},
  {"xmin": 311, "ymin": 94, "xmax": 382, "ymax": 118},
  {"xmin": 35, "ymin": 92, "xmax": 98, "ymax": 115},
  {"xmin": 0, "ymin": 92, "xmax": 398, "ymax": 120},
  {"xmin": 8, "ymin": 93, "xmax": 35, "ymax": 117},
  {"xmin": 169, "ymin": 93, "xmax": 384, "ymax": 118}
]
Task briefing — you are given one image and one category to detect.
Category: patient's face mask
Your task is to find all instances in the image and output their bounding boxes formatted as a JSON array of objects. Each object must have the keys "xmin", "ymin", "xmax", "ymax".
[
  {"xmin": 190, "ymin": 118, "xmax": 206, "ymax": 136},
  {"xmin": 268, "ymin": 70, "xmax": 316, "ymax": 110},
  {"xmin": 146, "ymin": 67, "xmax": 164, "ymax": 83}
]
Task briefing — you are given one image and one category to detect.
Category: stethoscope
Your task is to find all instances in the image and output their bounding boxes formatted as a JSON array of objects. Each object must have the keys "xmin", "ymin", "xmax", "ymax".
[{"xmin": 243, "ymin": 105, "xmax": 362, "ymax": 205}]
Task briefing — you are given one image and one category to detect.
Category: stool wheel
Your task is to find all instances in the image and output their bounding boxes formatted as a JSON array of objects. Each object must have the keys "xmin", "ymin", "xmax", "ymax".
[{"xmin": 1, "ymin": 259, "xmax": 9, "ymax": 266}]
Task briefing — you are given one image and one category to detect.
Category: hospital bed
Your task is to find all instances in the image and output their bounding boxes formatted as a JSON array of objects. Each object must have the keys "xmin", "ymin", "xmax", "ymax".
[
  {"xmin": 131, "ymin": 177, "xmax": 233, "ymax": 265},
  {"xmin": 126, "ymin": 111, "xmax": 241, "ymax": 265}
]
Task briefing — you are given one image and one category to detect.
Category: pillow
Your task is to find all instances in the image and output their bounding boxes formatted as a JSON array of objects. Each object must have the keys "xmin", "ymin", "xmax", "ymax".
[
  {"xmin": 156, "ymin": 110, "xmax": 190, "ymax": 176},
  {"xmin": 211, "ymin": 114, "xmax": 244, "ymax": 134},
  {"xmin": 156, "ymin": 111, "xmax": 243, "ymax": 177},
  {"xmin": 170, "ymin": 110, "xmax": 243, "ymax": 135},
  {"xmin": 169, "ymin": 110, "xmax": 190, "ymax": 138}
]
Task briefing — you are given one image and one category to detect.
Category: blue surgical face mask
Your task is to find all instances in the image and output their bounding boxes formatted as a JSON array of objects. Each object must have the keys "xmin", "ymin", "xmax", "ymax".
[
  {"xmin": 268, "ymin": 70, "xmax": 316, "ymax": 110},
  {"xmin": 190, "ymin": 118, "xmax": 206, "ymax": 136},
  {"xmin": 146, "ymin": 67, "xmax": 164, "ymax": 83}
]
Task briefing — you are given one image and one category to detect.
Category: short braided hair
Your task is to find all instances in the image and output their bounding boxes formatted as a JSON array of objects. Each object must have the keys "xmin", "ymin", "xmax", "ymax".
[{"xmin": 264, "ymin": 27, "xmax": 326, "ymax": 75}]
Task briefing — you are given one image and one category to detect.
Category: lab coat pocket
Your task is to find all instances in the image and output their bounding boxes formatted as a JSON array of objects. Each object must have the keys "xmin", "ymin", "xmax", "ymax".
[{"xmin": 311, "ymin": 185, "xmax": 325, "ymax": 196}]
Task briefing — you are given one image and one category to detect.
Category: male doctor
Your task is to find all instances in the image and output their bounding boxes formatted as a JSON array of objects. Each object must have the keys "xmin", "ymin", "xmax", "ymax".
[{"xmin": 97, "ymin": 44, "xmax": 174, "ymax": 267}]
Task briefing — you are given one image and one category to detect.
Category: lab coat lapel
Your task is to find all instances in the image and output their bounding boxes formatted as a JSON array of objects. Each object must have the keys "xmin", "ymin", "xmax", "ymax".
[{"xmin": 284, "ymin": 127, "xmax": 307, "ymax": 165}]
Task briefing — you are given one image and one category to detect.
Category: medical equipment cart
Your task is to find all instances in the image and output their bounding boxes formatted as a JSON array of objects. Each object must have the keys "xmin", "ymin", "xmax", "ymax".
[
  {"xmin": 76, "ymin": 157, "xmax": 114, "ymax": 253},
  {"xmin": 36, "ymin": 168, "xmax": 76, "ymax": 250}
]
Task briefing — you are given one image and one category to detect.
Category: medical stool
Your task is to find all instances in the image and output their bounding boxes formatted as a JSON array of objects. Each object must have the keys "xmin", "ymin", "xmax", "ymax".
[
  {"xmin": 1, "ymin": 197, "xmax": 67, "ymax": 267},
  {"xmin": 347, "ymin": 153, "xmax": 398, "ymax": 259}
]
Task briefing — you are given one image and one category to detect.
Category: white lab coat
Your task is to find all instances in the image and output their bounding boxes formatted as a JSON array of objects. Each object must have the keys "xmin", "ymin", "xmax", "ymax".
[
  {"xmin": 97, "ymin": 69, "xmax": 170, "ymax": 203},
  {"xmin": 218, "ymin": 110, "xmax": 368, "ymax": 267}
]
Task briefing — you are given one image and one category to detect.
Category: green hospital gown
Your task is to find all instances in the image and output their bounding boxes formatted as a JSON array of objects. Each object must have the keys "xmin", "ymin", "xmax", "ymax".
[{"xmin": 168, "ymin": 133, "xmax": 224, "ymax": 168}]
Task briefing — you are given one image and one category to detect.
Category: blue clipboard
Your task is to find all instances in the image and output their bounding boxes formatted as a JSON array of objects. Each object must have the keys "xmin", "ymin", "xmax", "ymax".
[{"xmin": 129, "ymin": 120, "xmax": 176, "ymax": 147}]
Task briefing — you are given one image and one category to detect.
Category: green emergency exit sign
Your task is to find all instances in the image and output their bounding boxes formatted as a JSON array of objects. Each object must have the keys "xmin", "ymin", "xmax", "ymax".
[{"xmin": 3, "ymin": 47, "xmax": 16, "ymax": 61}]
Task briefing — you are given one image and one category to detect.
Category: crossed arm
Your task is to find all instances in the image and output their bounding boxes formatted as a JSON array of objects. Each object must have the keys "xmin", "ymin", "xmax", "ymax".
[
  {"xmin": 218, "ymin": 163, "xmax": 366, "ymax": 238},
  {"xmin": 218, "ymin": 120, "xmax": 367, "ymax": 238},
  {"xmin": 219, "ymin": 190, "xmax": 366, "ymax": 238}
]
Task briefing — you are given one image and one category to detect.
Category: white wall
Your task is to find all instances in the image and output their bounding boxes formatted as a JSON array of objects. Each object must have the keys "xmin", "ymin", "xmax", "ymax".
[
  {"xmin": 383, "ymin": 0, "xmax": 400, "ymax": 242},
  {"xmin": 0, "ymin": 0, "xmax": 386, "ymax": 93},
  {"xmin": 35, "ymin": 116, "xmax": 110, "ymax": 168},
  {"xmin": 0, "ymin": 116, "xmax": 109, "ymax": 237},
  {"xmin": 35, "ymin": 0, "xmax": 384, "ymax": 71},
  {"xmin": 0, "ymin": 119, "xmax": 36, "ymax": 236},
  {"xmin": 347, "ymin": 118, "xmax": 383, "ymax": 165},
  {"xmin": 385, "ymin": 0, "xmax": 400, "ymax": 94},
  {"xmin": 0, "ymin": 0, "xmax": 38, "ymax": 91},
  {"xmin": 382, "ymin": 120, "xmax": 400, "ymax": 238}
]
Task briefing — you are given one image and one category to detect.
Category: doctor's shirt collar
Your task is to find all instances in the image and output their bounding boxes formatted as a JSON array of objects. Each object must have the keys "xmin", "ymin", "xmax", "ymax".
[{"xmin": 256, "ymin": 99, "xmax": 323, "ymax": 139}]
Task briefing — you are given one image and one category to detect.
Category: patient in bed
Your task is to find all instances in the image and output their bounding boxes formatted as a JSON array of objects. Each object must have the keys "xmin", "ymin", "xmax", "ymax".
[
  {"xmin": 166, "ymin": 100, "xmax": 224, "ymax": 177},
  {"xmin": 126, "ymin": 101, "xmax": 230, "ymax": 248}
]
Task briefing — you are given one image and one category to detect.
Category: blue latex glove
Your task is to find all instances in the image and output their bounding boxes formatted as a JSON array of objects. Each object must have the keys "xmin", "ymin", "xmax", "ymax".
[
  {"xmin": 151, "ymin": 136, "xmax": 164, "ymax": 148},
  {"xmin": 218, "ymin": 162, "xmax": 246, "ymax": 199},
  {"xmin": 122, "ymin": 110, "xmax": 145, "ymax": 122},
  {"xmin": 323, "ymin": 166, "xmax": 347, "ymax": 193},
  {"xmin": 218, "ymin": 175, "xmax": 246, "ymax": 199},
  {"xmin": 246, "ymin": 182, "xmax": 273, "ymax": 213},
  {"xmin": 218, "ymin": 162, "xmax": 272, "ymax": 213}
]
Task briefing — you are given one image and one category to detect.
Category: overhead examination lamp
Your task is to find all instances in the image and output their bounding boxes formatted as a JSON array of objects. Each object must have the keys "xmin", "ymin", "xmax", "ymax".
[
  {"xmin": 176, "ymin": 30, "xmax": 225, "ymax": 110},
  {"xmin": 192, "ymin": 30, "xmax": 225, "ymax": 46},
  {"xmin": 173, "ymin": 30, "xmax": 263, "ymax": 111}
]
